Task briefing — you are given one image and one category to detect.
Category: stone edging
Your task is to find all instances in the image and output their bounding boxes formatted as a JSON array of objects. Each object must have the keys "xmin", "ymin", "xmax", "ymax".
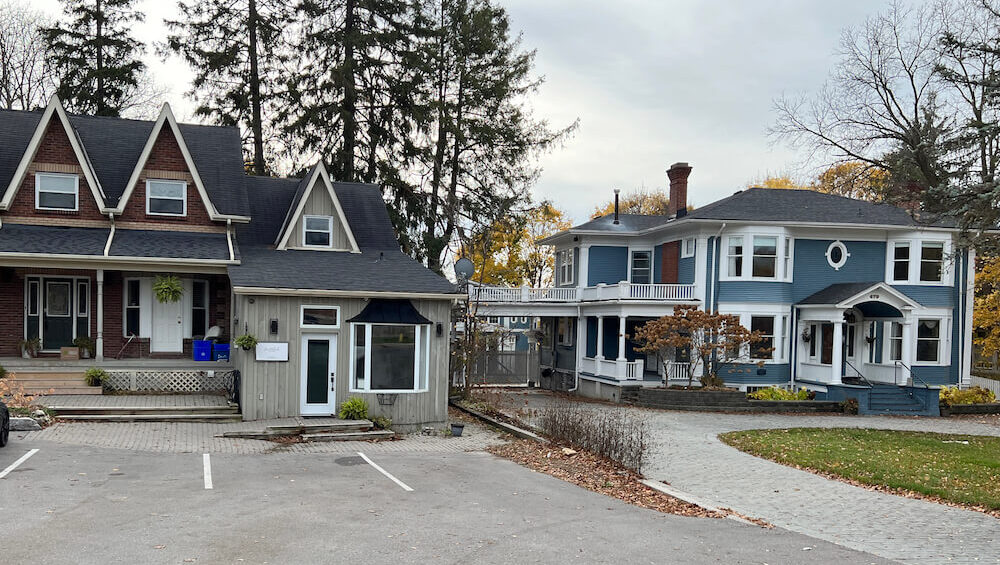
[
  {"xmin": 940, "ymin": 403, "xmax": 1000, "ymax": 416},
  {"xmin": 449, "ymin": 400, "xmax": 548, "ymax": 443}
]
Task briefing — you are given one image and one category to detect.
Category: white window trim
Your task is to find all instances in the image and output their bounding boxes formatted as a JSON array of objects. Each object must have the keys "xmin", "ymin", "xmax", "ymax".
[
  {"xmin": 26, "ymin": 279, "xmax": 40, "ymax": 317},
  {"xmin": 302, "ymin": 214, "xmax": 334, "ymax": 248},
  {"xmin": 825, "ymin": 240, "xmax": 850, "ymax": 270},
  {"xmin": 557, "ymin": 249, "xmax": 575, "ymax": 286},
  {"xmin": 76, "ymin": 280, "xmax": 89, "ymax": 317},
  {"xmin": 915, "ymin": 317, "xmax": 949, "ymax": 366},
  {"xmin": 750, "ymin": 235, "xmax": 779, "ymax": 279},
  {"xmin": 783, "ymin": 237, "xmax": 793, "ymax": 281},
  {"xmin": 628, "ymin": 249, "xmax": 653, "ymax": 284},
  {"xmin": 190, "ymin": 279, "xmax": 209, "ymax": 337},
  {"xmin": 145, "ymin": 179, "xmax": 188, "ymax": 217},
  {"xmin": 681, "ymin": 237, "xmax": 695, "ymax": 258},
  {"xmin": 35, "ymin": 172, "xmax": 79, "ymax": 212},
  {"xmin": 720, "ymin": 231, "xmax": 792, "ymax": 282},
  {"xmin": 884, "ymin": 321, "xmax": 903, "ymax": 364},
  {"xmin": 719, "ymin": 307, "xmax": 791, "ymax": 363},
  {"xmin": 348, "ymin": 322, "xmax": 430, "ymax": 394},
  {"xmin": 300, "ymin": 304, "xmax": 340, "ymax": 329},
  {"xmin": 918, "ymin": 241, "xmax": 946, "ymax": 284},
  {"xmin": 557, "ymin": 317, "xmax": 574, "ymax": 346},
  {"xmin": 749, "ymin": 314, "xmax": 777, "ymax": 362},
  {"xmin": 885, "ymin": 238, "xmax": 953, "ymax": 286},
  {"xmin": 123, "ymin": 277, "xmax": 144, "ymax": 337}
]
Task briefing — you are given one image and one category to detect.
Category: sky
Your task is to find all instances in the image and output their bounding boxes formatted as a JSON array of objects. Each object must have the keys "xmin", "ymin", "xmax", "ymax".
[{"xmin": 28, "ymin": 0, "xmax": 901, "ymax": 224}]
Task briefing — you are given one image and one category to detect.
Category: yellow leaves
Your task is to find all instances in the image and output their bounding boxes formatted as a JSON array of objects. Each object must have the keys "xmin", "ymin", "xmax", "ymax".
[
  {"xmin": 974, "ymin": 256, "xmax": 1000, "ymax": 357},
  {"xmin": 745, "ymin": 162, "xmax": 888, "ymax": 201},
  {"xmin": 591, "ymin": 189, "xmax": 672, "ymax": 219},
  {"xmin": 465, "ymin": 201, "xmax": 572, "ymax": 287}
]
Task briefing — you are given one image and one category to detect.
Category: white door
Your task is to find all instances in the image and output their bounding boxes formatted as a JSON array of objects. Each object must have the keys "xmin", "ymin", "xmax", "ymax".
[
  {"xmin": 300, "ymin": 334, "xmax": 338, "ymax": 415},
  {"xmin": 151, "ymin": 297, "xmax": 184, "ymax": 352}
]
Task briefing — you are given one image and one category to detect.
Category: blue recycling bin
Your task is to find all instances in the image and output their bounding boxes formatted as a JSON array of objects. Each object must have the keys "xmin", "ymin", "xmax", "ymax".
[
  {"xmin": 193, "ymin": 340, "xmax": 212, "ymax": 361},
  {"xmin": 212, "ymin": 343, "xmax": 231, "ymax": 362}
]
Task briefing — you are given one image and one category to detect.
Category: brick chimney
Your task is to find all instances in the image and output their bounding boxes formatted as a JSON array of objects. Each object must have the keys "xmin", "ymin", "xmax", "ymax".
[{"xmin": 667, "ymin": 162, "xmax": 692, "ymax": 217}]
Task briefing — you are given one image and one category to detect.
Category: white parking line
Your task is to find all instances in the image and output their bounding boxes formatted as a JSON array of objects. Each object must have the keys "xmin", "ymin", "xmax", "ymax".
[
  {"xmin": 203, "ymin": 453, "xmax": 213, "ymax": 490},
  {"xmin": 357, "ymin": 452, "xmax": 413, "ymax": 492},
  {"xmin": 0, "ymin": 449, "xmax": 40, "ymax": 480}
]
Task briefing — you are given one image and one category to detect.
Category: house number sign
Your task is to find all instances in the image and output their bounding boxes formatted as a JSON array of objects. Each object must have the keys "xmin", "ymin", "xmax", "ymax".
[
  {"xmin": 869, "ymin": 294, "xmax": 880, "ymax": 300},
  {"xmin": 255, "ymin": 342, "xmax": 289, "ymax": 362}
]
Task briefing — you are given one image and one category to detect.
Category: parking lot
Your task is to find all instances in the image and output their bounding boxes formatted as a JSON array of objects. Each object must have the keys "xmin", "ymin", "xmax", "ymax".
[{"xmin": 0, "ymin": 437, "xmax": 891, "ymax": 565}]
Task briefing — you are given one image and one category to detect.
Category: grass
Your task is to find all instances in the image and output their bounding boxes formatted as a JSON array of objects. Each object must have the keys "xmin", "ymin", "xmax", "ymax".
[{"xmin": 720, "ymin": 428, "xmax": 1000, "ymax": 512}]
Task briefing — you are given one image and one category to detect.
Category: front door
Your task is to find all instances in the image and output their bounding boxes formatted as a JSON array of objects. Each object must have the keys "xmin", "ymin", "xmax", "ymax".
[
  {"xmin": 42, "ymin": 280, "xmax": 74, "ymax": 350},
  {"xmin": 300, "ymin": 334, "xmax": 337, "ymax": 415},
  {"xmin": 151, "ymin": 296, "xmax": 184, "ymax": 352}
]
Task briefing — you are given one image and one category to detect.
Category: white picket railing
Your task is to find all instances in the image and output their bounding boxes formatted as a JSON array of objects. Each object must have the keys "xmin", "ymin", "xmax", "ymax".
[
  {"xmin": 471, "ymin": 282, "xmax": 696, "ymax": 304},
  {"xmin": 580, "ymin": 357, "xmax": 644, "ymax": 380},
  {"xmin": 971, "ymin": 375, "xmax": 1000, "ymax": 396}
]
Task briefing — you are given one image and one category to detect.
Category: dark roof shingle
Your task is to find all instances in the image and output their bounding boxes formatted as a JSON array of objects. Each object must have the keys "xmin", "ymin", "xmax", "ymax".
[
  {"xmin": 110, "ymin": 229, "xmax": 235, "ymax": 261},
  {"xmin": 0, "ymin": 224, "xmax": 108, "ymax": 255}
]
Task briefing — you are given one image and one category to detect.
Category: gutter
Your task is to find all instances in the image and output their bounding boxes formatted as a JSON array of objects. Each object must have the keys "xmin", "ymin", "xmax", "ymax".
[
  {"xmin": 709, "ymin": 223, "xmax": 726, "ymax": 313},
  {"xmin": 103, "ymin": 213, "xmax": 115, "ymax": 256},
  {"xmin": 231, "ymin": 286, "xmax": 466, "ymax": 300}
]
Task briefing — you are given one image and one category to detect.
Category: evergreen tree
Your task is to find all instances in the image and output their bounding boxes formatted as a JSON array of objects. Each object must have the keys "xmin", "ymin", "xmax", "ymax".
[
  {"xmin": 43, "ymin": 0, "xmax": 145, "ymax": 116},
  {"xmin": 164, "ymin": 0, "xmax": 292, "ymax": 175}
]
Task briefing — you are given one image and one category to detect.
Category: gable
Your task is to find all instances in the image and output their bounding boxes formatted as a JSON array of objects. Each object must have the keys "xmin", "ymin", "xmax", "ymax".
[
  {"xmin": 275, "ymin": 163, "xmax": 360, "ymax": 253},
  {"xmin": 287, "ymin": 176, "xmax": 356, "ymax": 250}
]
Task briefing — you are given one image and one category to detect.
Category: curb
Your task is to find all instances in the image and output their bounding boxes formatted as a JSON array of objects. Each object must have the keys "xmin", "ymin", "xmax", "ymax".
[
  {"xmin": 449, "ymin": 400, "xmax": 549, "ymax": 443},
  {"xmin": 639, "ymin": 479, "xmax": 757, "ymax": 526}
]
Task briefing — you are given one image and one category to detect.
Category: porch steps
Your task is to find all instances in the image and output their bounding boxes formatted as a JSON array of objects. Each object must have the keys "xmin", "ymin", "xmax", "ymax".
[
  {"xmin": 47, "ymin": 405, "xmax": 242, "ymax": 423},
  {"xmin": 6, "ymin": 371, "xmax": 102, "ymax": 396},
  {"xmin": 867, "ymin": 383, "xmax": 925, "ymax": 414},
  {"xmin": 219, "ymin": 420, "xmax": 394, "ymax": 442}
]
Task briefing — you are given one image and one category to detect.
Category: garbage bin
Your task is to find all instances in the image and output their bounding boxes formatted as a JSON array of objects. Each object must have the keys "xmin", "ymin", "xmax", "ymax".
[
  {"xmin": 193, "ymin": 340, "xmax": 212, "ymax": 361},
  {"xmin": 212, "ymin": 343, "xmax": 231, "ymax": 362}
]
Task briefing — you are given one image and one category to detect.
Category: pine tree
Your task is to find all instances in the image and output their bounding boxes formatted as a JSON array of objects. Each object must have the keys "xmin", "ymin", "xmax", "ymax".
[
  {"xmin": 164, "ymin": 0, "xmax": 292, "ymax": 175},
  {"xmin": 43, "ymin": 0, "xmax": 145, "ymax": 117}
]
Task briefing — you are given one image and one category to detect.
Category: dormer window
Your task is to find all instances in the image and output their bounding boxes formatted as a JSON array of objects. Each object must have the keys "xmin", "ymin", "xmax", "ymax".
[
  {"xmin": 303, "ymin": 215, "xmax": 333, "ymax": 247},
  {"xmin": 35, "ymin": 172, "xmax": 79, "ymax": 211},
  {"xmin": 146, "ymin": 180, "xmax": 187, "ymax": 216}
]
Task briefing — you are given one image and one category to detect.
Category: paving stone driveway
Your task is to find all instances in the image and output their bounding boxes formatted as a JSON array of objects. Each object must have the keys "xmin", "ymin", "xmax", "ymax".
[{"xmin": 505, "ymin": 390, "xmax": 1000, "ymax": 565}]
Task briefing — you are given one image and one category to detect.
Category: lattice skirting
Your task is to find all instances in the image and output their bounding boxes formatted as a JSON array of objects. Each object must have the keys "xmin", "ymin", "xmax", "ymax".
[{"xmin": 104, "ymin": 370, "xmax": 235, "ymax": 393}]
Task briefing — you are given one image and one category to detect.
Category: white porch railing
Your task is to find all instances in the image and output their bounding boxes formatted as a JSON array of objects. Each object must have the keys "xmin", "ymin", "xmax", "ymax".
[
  {"xmin": 581, "ymin": 357, "xmax": 643, "ymax": 380},
  {"xmin": 470, "ymin": 282, "xmax": 696, "ymax": 304},
  {"xmin": 664, "ymin": 361, "xmax": 692, "ymax": 382}
]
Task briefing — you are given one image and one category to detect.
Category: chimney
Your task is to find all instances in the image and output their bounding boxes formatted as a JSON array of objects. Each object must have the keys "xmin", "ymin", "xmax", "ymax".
[
  {"xmin": 667, "ymin": 162, "xmax": 692, "ymax": 218},
  {"xmin": 612, "ymin": 188, "xmax": 620, "ymax": 224}
]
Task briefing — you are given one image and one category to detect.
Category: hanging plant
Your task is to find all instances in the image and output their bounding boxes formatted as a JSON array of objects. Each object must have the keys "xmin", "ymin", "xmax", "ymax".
[
  {"xmin": 234, "ymin": 334, "xmax": 258, "ymax": 351},
  {"xmin": 153, "ymin": 275, "xmax": 183, "ymax": 303}
]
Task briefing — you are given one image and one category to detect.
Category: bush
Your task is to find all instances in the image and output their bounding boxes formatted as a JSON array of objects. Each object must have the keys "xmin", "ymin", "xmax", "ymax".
[
  {"xmin": 699, "ymin": 374, "xmax": 725, "ymax": 388},
  {"xmin": 84, "ymin": 367, "xmax": 108, "ymax": 387},
  {"xmin": 0, "ymin": 365, "xmax": 6, "ymax": 379},
  {"xmin": 536, "ymin": 402, "xmax": 647, "ymax": 472},
  {"xmin": 939, "ymin": 386, "xmax": 997, "ymax": 406},
  {"xmin": 748, "ymin": 386, "xmax": 810, "ymax": 401},
  {"xmin": 842, "ymin": 398, "xmax": 859, "ymax": 414},
  {"xmin": 339, "ymin": 397, "xmax": 369, "ymax": 420},
  {"xmin": 371, "ymin": 416, "xmax": 392, "ymax": 430}
]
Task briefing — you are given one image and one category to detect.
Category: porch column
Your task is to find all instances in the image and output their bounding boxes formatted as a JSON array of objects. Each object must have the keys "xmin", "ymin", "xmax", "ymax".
[
  {"xmin": 901, "ymin": 319, "xmax": 914, "ymax": 384},
  {"xmin": 830, "ymin": 320, "xmax": 843, "ymax": 385},
  {"xmin": 617, "ymin": 316, "xmax": 627, "ymax": 361},
  {"xmin": 96, "ymin": 269, "xmax": 104, "ymax": 362},
  {"xmin": 595, "ymin": 316, "xmax": 605, "ymax": 360}
]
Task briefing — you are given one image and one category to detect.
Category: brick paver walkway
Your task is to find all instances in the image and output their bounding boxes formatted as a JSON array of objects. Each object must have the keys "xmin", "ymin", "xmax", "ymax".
[{"xmin": 504, "ymin": 390, "xmax": 1000, "ymax": 565}]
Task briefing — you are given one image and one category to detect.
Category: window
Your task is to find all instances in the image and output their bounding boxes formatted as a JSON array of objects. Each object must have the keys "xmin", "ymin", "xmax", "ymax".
[
  {"xmin": 892, "ymin": 242, "xmax": 910, "ymax": 282},
  {"xmin": 752, "ymin": 236, "xmax": 777, "ymax": 278},
  {"xmin": 557, "ymin": 317, "xmax": 574, "ymax": 346},
  {"xmin": 191, "ymin": 280, "xmax": 208, "ymax": 337},
  {"xmin": 920, "ymin": 242, "xmax": 944, "ymax": 282},
  {"xmin": 750, "ymin": 316, "xmax": 774, "ymax": 360},
  {"xmin": 557, "ymin": 249, "xmax": 575, "ymax": 285},
  {"xmin": 35, "ymin": 172, "xmax": 79, "ymax": 211},
  {"xmin": 825, "ymin": 240, "xmax": 849, "ymax": 270},
  {"xmin": 302, "ymin": 215, "xmax": 333, "ymax": 247},
  {"xmin": 682, "ymin": 238, "xmax": 695, "ymax": 258},
  {"xmin": 125, "ymin": 279, "xmax": 141, "ymax": 336},
  {"xmin": 46, "ymin": 282, "xmax": 71, "ymax": 316},
  {"xmin": 779, "ymin": 315, "xmax": 787, "ymax": 359},
  {"xmin": 727, "ymin": 236, "xmax": 743, "ymax": 277},
  {"xmin": 845, "ymin": 324, "xmax": 856, "ymax": 358},
  {"xmin": 916, "ymin": 319, "xmax": 941, "ymax": 363},
  {"xmin": 888, "ymin": 322, "xmax": 903, "ymax": 362},
  {"xmin": 783, "ymin": 237, "xmax": 792, "ymax": 278},
  {"xmin": 146, "ymin": 180, "xmax": 187, "ymax": 216},
  {"xmin": 27, "ymin": 280, "xmax": 39, "ymax": 316},
  {"xmin": 351, "ymin": 323, "xmax": 429, "ymax": 392},
  {"xmin": 631, "ymin": 250, "xmax": 651, "ymax": 284},
  {"xmin": 868, "ymin": 321, "xmax": 877, "ymax": 363},
  {"xmin": 809, "ymin": 324, "xmax": 817, "ymax": 359},
  {"xmin": 487, "ymin": 316, "xmax": 500, "ymax": 325},
  {"xmin": 76, "ymin": 280, "xmax": 89, "ymax": 317},
  {"xmin": 300, "ymin": 305, "xmax": 339, "ymax": 329}
]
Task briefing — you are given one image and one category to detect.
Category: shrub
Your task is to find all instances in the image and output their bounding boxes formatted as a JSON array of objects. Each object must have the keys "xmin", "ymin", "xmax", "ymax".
[
  {"xmin": 339, "ymin": 397, "xmax": 369, "ymax": 420},
  {"xmin": 536, "ymin": 402, "xmax": 647, "ymax": 472},
  {"xmin": 0, "ymin": 376, "xmax": 51, "ymax": 408},
  {"xmin": 84, "ymin": 367, "xmax": 108, "ymax": 387},
  {"xmin": 748, "ymin": 386, "xmax": 810, "ymax": 401},
  {"xmin": 371, "ymin": 416, "xmax": 392, "ymax": 430},
  {"xmin": 842, "ymin": 397, "xmax": 859, "ymax": 414},
  {"xmin": 0, "ymin": 365, "xmax": 7, "ymax": 379},
  {"xmin": 699, "ymin": 374, "xmax": 725, "ymax": 388},
  {"xmin": 939, "ymin": 386, "xmax": 997, "ymax": 406}
]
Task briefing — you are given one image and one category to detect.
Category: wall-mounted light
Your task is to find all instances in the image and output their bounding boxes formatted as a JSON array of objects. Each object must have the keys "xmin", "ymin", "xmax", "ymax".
[
  {"xmin": 436, "ymin": 322, "xmax": 443, "ymax": 337},
  {"xmin": 248, "ymin": 297, "xmax": 255, "ymax": 304},
  {"xmin": 269, "ymin": 319, "xmax": 279, "ymax": 335}
]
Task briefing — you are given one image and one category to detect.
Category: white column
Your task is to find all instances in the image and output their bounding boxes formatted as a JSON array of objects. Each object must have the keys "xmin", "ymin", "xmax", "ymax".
[
  {"xmin": 96, "ymin": 269, "xmax": 104, "ymax": 362},
  {"xmin": 830, "ymin": 320, "xmax": 843, "ymax": 385},
  {"xmin": 617, "ymin": 316, "xmax": 627, "ymax": 361},
  {"xmin": 595, "ymin": 316, "xmax": 605, "ymax": 360},
  {"xmin": 901, "ymin": 319, "xmax": 914, "ymax": 383},
  {"xmin": 578, "ymin": 244, "xmax": 590, "ymax": 288}
]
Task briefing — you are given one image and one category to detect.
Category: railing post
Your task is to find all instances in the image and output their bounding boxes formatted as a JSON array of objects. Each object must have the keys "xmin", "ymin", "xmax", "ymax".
[
  {"xmin": 521, "ymin": 286, "xmax": 529, "ymax": 302},
  {"xmin": 620, "ymin": 281, "xmax": 630, "ymax": 299}
]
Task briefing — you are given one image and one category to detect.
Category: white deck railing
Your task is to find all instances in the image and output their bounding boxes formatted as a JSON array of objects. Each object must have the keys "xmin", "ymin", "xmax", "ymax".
[
  {"xmin": 580, "ymin": 357, "xmax": 644, "ymax": 380},
  {"xmin": 470, "ymin": 282, "xmax": 696, "ymax": 304}
]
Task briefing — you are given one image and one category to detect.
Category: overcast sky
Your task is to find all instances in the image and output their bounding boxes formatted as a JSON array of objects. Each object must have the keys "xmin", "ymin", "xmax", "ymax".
[{"xmin": 30, "ymin": 0, "xmax": 901, "ymax": 223}]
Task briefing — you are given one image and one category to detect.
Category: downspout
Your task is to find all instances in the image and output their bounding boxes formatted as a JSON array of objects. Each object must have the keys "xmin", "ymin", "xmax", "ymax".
[
  {"xmin": 103, "ymin": 213, "xmax": 116, "ymax": 257},
  {"xmin": 569, "ymin": 304, "xmax": 582, "ymax": 392},
  {"xmin": 226, "ymin": 218, "xmax": 235, "ymax": 261},
  {"xmin": 709, "ymin": 223, "xmax": 726, "ymax": 313}
]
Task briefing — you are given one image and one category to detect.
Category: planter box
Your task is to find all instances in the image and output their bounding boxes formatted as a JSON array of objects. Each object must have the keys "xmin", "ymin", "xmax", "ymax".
[{"xmin": 940, "ymin": 403, "xmax": 1000, "ymax": 416}]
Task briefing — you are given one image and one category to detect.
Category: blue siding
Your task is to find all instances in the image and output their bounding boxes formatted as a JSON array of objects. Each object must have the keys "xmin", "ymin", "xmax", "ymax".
[
  {"xmin": 653, "ymin": 244, "xmax": 663, "ymax": 283},
  {"xmin": 791, "ymin": 240, "xmax": 887, "ymax": 302},
  {"xmin": 588, "ymin": 246, "xmax": 628, "ymax": 286},
  {"xmin": 678, "ymin": 256, "xmax": 695, "ymax": 284},
  {"xmin": 719, "ymin": 363, "xmax": 790, "ymax": 385},
  {"xmin": 718, "ymin": 281, "xmax": 793, "ymax": 303},
  {"xmin": 892, "ymin": 285, "xmax": 954, "ymax": 307},
  {"xmin": 911, "ymin": 365, "xmax": 956, "ymax": 385}
]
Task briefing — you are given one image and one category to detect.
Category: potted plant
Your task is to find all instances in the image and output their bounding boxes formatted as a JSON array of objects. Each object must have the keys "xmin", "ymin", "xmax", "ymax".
[
  {"xmin": 153, "ymin": 275, "xmax": 184, "ymax": 303},
  {"xmin": 73, "ymin": 336, "xmax": 95, "ymax": 359},
  {"xmin": 18, "ymin": 338, "xmax": 40, "ymax": 358},
  {"xmin": 84, "ymin": 367, "xmax": 108, "ymax": 388},
  {"xmin": 450, "ymin": 422, "xmax": 465, "ymax": 436},
  {"xmin": 234, "ymin": 333, "xmax": 258, "ymax": 351}
]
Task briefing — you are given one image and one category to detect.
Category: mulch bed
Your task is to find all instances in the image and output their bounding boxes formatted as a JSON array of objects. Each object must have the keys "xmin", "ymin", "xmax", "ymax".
[{"xmin": 488, "ymin": 438, "xmax": 722, "ymax": 518}]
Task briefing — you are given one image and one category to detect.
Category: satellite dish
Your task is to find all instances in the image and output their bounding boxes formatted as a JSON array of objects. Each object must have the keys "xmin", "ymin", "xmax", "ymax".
[{"xmin": 454, "ymin": 257, "xmax": 475, "ymax": 280}]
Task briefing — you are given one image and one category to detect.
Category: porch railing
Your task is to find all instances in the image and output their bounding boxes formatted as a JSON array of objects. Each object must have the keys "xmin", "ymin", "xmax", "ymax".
[
  {"xmin": 664, "ymin": 361, "xmax": 692, "ymax": 382},
  {"xmin": 470, "ymin": 282, "xmax": 696, "ymax": 304},
  {"xmin": 580, "ymin": 357, "xmax": 643, "ymax": 380}
]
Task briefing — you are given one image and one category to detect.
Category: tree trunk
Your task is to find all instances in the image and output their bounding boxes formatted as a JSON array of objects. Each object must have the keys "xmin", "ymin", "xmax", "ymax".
[
  {"xmin": 340, "ymin": 0, "xmax": 358, "ymax": 181},
  {"xmin": 248, "ymin": 0, "xmax": 266, "ymax": 175},
  {"xmin": 95, "ymin": 0, "xmax": 105, "ymax": 115},
  {"xmin": 424, "ymin": 1, "xmax": 447, "ymax": 271}
]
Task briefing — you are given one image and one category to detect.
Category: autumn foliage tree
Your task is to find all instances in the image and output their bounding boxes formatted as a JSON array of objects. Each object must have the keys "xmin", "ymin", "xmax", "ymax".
[
  {"xmin": 632, "ymin": 305, "xmax": 766, "ymax": 388},
  {"xmin": 591, "ymin": 188, "xmax": 671, "ymax": 218},
  {"xmin": 974, "ymin": 256, "xmax": 1000, "ymax": 357},
  {"xmin": 466, "ymin": 201, "xmax": 571, "ymax": 287}
]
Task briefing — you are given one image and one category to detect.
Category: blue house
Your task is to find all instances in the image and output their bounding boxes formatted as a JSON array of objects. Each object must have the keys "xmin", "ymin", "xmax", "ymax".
[{"xmin": 471, "ymin": 163, "xmax": 973, "ymax": 411}]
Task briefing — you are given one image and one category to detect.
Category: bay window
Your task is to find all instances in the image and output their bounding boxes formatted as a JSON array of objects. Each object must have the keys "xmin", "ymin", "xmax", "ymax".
[
  {"xmin": 727, "ymin": 236, "xmax": 743, "ymax": 277},
  {"xmin": 750, "ymin": 316, "xmax": 774, "ymax": 360},
  {"xmin": 752, "ymin": 236, "xmax": 777, "ymax": 278},
  {"xmin": 350, "ymin": 323, "xmax": 429, "ymax": 392}
]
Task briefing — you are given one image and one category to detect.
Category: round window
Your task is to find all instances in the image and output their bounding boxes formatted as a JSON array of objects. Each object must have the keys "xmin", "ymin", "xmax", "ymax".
[{"xmin": 826, "ymin": 241, "xmax": 850, "ymax": 270}]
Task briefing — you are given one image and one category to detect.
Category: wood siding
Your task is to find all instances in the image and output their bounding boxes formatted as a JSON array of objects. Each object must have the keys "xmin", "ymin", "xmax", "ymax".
[
  {"xmin": 287, "ymin": 183, "xmax": 354, "ymax": 250},
  {"xmin": 234, "ymin": 294, "xmax": 451, "ymax": 428}
]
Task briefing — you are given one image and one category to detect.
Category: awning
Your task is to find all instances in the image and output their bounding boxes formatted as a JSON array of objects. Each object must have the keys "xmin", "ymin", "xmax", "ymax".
[{"xmin": 347, "ymin": 298, "xmax": 432, "ymax": 325}]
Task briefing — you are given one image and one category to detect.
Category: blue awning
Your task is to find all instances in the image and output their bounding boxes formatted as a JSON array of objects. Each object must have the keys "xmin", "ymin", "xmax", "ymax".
[{"xmin": 347, "ymin": 299, "xmax": 432, "ymax": 325}]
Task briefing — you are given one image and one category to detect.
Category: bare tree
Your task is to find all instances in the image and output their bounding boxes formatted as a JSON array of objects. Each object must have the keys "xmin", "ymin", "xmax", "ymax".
[{"xmin": 0, "ymin": 1, "xmax": 55, "ymax": 110}]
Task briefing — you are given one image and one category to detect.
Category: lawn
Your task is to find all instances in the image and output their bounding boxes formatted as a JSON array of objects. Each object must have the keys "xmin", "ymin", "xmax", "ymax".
[{"xmin": 720, "ymin": 428, "xmax": 1000, "ymax": 512}]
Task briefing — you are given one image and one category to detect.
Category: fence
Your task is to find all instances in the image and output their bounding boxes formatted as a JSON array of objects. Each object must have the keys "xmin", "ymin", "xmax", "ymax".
[
  {"xmin": 462, "ymin": 351, "xmax": 539, "ymax": 386},
  {"xmin": 971, "ymin": 375, "xmax": 1000, "ymax": 396},
  {"xmin": 103, "ymin": 370, "xmax": 236, "ymax": 393}
]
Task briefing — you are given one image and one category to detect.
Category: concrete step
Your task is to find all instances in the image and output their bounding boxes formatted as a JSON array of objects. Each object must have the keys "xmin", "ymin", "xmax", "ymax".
[
  {"xmin": 49, "ymin": 405, "xmax": 239, "ymax": 416},
  {"xmin": 265, "ymin": 421, "xmax": 372, "ymax": 435},
  {"xmin": 24, "ymin": 386, "xmax": 103, "ymax": 396},
  {"xmin": 9, "ymin": 372, "xmax": 88, "ymax": 379},
  {"xmin": 58, "ymin": 413, "xmax": 243, "ymax": 423},
  {"xmin": 301, "ymin": 430, "xmax": 395, "ymax": 442}
]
